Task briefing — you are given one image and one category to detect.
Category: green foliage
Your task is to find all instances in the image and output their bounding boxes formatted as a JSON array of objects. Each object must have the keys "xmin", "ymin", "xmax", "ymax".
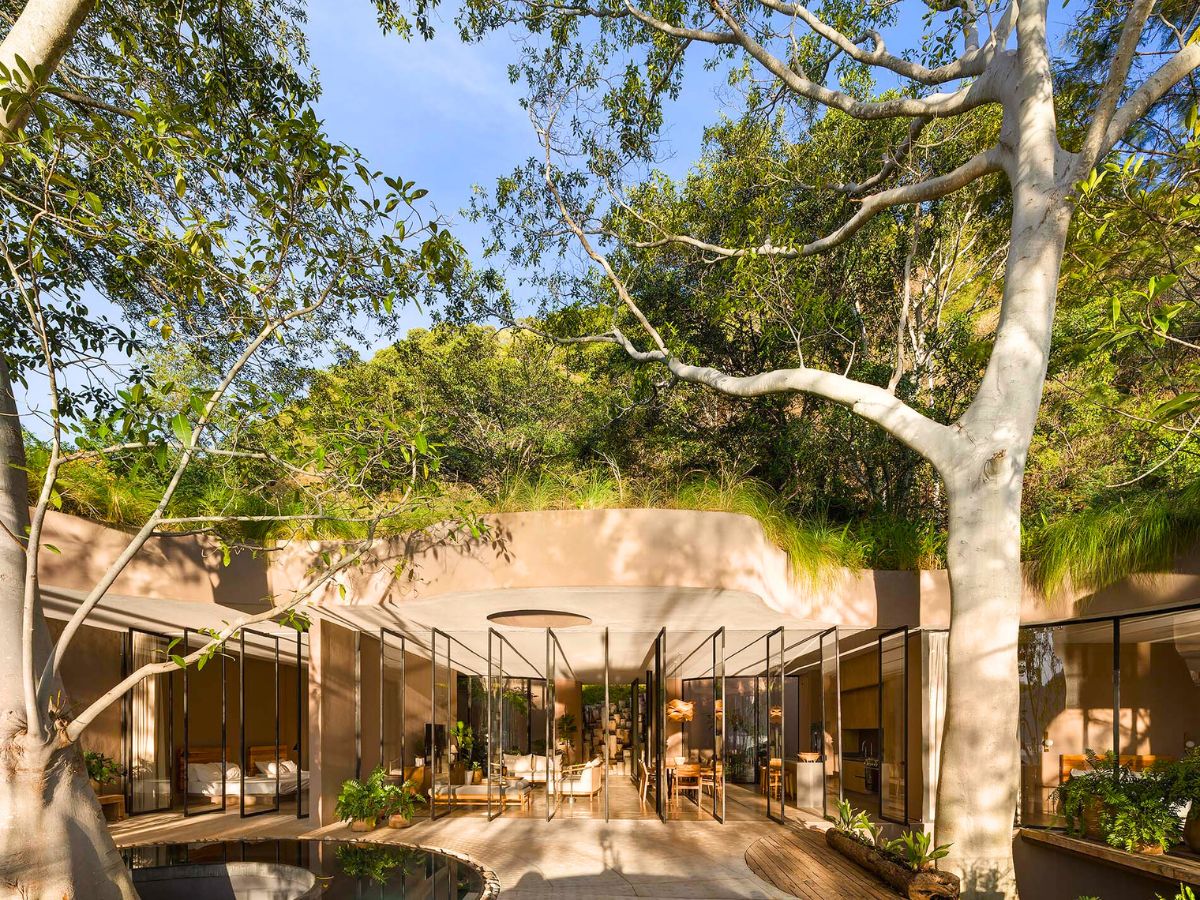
[
  {"xmin": 82, "ymin": 751, "xmax": 124, "ymax": 785},
  {"xmin": 450, "ymin": 721, "xmax": 474, "ymax": 757},
  {"xmin": 334, "ymin": 767, "xmax": 391, "ymax": 824},
  {"xmin": 1157, "ymin": 885, "xmax": 1197, "ymax": 900},
  {"xmin": 833, "ymin": 799, "xmax": 870, "ymax": 835},
  {"xmin": 1028, "ymin": 480, "xmax": 1200, "ymax": 598},
  {"xmin": 886, "ymin": 830, "xmax": 952, "ymax": 872},
  {"xmin": 1052, "ymin": 751, "xmax": 1187, "ymax": 852},
  {"xmin": 382, "ymin": 778, "xmax": 425, "ymax": 822},
  {"xmin": 336, "ymin": 844, "xmax": 420, "ymax": 884},
  {"xmin": 556, "ymin": 713, "xmax": 577, "ymax": 740}
]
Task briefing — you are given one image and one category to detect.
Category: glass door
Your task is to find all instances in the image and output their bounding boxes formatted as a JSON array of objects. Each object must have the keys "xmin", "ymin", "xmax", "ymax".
[
  {"xmin": 294, "ymin": 630, "xmax": 309, "ymax": 820},
  {"xmin": 820, "ymin": 626, "xmax": 842, "ymax": 817},
  {"xmin": 879, "ymin": 627, "xmax": 909, "ymax": 823},
  {"xmin": 487, "ymin": 628, "xmax": 505, "ymax": 821},
  {"xmin": 182, "ymin": 627, "xmax": 226, "ymax": 817},
  {"xmin": 125, "ymin": 628, "xmax": 174, "ymax": 815},
  {"xmin": 765, "ymin": 627, "xmax": 785, "ymax": 823},
  {"xmin": 545, "ymin": 629, "xmax": 558, "ymax": 821},
  {"xmin": 430, "ymin": 628, "xmax": 452, "ymax": 819},
  {"xmin": 239, "ymin": 629, "xmax": 280, "ymax": 818},
  {"xmin": 713, "ymin": 627, "xmax": 725, "ymax": 823}
]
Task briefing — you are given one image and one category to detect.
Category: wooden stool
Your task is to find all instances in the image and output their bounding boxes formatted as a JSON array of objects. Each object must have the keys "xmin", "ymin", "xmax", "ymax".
[{"xmin": 97, "ymin": 793, "xmax": 125, "ymax": 822}]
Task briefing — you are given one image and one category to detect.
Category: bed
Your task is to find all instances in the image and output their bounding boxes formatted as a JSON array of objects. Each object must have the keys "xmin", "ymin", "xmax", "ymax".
[{"xmin": 179, "ymin": 746, "xmax": 309, "ymax": 805}]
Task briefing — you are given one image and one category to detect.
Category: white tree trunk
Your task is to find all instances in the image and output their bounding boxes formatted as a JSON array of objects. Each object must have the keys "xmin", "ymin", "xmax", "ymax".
[
  {"xmin": 932, "ymin": 64, "xmax": 1073, "ymax": 888},
  {"xmin": 0, "ymin": 359, "xmax": 136, "ymax": 899}
]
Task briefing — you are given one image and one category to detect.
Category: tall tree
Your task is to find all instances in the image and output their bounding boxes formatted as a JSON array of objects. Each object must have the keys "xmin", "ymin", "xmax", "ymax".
[
  {"xmin": 0, "ymin": 2, "xmax": 456, "ymax": 896},
  {"xmin": 397, "ymin": 0, "xmax": 1200, "ymax": 891}
]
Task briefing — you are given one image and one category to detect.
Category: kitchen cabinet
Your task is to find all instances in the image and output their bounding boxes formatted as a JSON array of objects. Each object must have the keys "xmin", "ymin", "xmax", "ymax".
[
  {"xmin": 840, "ymin": 686, "xmax": 879, "ymax": 729},
  {"xmin": 843, "ymin": 759, "xmax": 867, "ymax": 793}
]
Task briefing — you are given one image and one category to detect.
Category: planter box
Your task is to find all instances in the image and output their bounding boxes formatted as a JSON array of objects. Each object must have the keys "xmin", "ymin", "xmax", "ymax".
[
  {"xmin": 349, "ymin": 818, "xmax": 376, "ymax": 833},
  {"xmin": 826, "ymin": 829, "xmax": 960, "ymax": 900}
]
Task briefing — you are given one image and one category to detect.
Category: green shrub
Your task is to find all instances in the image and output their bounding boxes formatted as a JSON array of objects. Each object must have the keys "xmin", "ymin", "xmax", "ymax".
[
  {"xmin": 83, "ymin": 751, "xmax": 124, "ymax": 785},
  {"xmin": 335, "ymin": 767, "xmax": 390, "ymax": 823},
  {"xmin": 382, "ymin": 778, "xmax": 425, "ymax": 821}
]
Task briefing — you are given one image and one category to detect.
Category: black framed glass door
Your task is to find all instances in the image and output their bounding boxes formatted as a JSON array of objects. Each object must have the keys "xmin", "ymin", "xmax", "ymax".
[
  {"xmin": 124, "ymin": 628, "xmax": 174, "ymax": 815},
  {"xmin": 239, "ymin": 629, "xmax": 280, "ymax": 818},
  {"xmin": 879, "ymin": 627, "xmax": 909, "ymax": 823},
  {"xmin": 182, "ymin": 627, "xmax": 226, "ymax": 817}
]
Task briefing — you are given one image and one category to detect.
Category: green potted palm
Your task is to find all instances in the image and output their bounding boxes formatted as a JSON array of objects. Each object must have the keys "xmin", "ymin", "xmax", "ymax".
[
  {"xmin": 383, "ymin": 777, "xmax": 424, "ymax": 829},
  {"xmin": 336, "ymin": 767, "xmax": 389, "ymax": 832}
]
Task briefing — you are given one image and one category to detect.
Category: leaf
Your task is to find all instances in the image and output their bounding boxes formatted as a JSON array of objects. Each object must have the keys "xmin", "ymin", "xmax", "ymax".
[
  {"xmin": 1153, "ymin": 392, "xmax": 1200, "ymax": 422},
  {"xmin": 42, "ymin": 543, "xmax": 60, "ymax": 555},
  {"xmin": 170, "ymin": 412, "xmax": 193, "ymax": 447}
]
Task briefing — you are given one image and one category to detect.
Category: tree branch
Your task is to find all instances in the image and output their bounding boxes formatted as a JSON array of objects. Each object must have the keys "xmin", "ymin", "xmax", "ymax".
[
  {"xmin": 1077, "ymin": 0, "xmax": 1155, "ymax": 172},
  {"xmin": 702, "ymin": 0, "xmax": 999, "ymax": 120},
  {"xmin": 1097, "ymin": 41, "xmax": 1200, "ymax": 164},
  {"xmin": 632, "ymin": 145, "xmax": 1006, "ymax": 260},
  {"xmin": 754, "ymin": 0, "xmax": 997, "ymax": 84}
]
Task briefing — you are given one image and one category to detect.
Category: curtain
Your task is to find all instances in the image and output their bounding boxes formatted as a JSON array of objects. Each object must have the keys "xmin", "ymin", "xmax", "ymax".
[
  {"xmin": 924, "ymin": 631, "xmax": 948, "ymax": 823},
  {"xmin": 130, "ymin": 632, "xmax": 171, "ymax": 812}
]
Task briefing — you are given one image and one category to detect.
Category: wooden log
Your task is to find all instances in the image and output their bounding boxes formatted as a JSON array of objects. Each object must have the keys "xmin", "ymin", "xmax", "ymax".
[{"xmin": 825, "ymin": 829, "xmax": 961, "ymax": 900}]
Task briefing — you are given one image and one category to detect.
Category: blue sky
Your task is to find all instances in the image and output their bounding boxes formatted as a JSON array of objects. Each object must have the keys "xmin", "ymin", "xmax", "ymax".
[
  {"xmin": 304, "ymin": 1, "xmax": 728, "ymax": 334},
  {"xmin": 19, "ymin": 1, "xmax": 1086, "ymax": 436}
]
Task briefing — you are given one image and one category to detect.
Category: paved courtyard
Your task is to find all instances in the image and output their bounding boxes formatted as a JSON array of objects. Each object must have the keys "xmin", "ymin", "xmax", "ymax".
[{"xmin": 109, "ymin": 806, "xmax": 887, "ymax": 898}]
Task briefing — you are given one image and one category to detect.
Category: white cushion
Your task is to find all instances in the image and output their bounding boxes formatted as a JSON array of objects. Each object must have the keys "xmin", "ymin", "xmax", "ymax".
[
  {"xmin": 256, "ymin": 760, "xmax": 299, "ymax": 777},
  {"xmin": 188, "ymin": 762, "xmax": 222, "ymax": 782},
  {"xmin": 225, "ymin": 765, "xmax": 241, "ymax": 781}
]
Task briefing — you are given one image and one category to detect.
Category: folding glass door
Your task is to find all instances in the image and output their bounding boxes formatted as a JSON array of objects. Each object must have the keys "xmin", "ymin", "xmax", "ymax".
[
  {"xmin": 487, "ymin": 628, "xmax": 507, "ymax": 821},
  {"xmin": 239, "ymin": 629, "xmax": 280, "ymax": 818},
  {"xmin": 294, "ymin": 630, "xmax": 309, "ymax": 820},
  {"xmin": 379, "ymin": 629, "xmax": 406, "ymax": 779},
  {"xmin": 124, "ymin": 628, "xmax": 174, "ymax": 815},
  {"xmin": 765, "ymin": 627, "xmax": 785, "ymax": 824},
  {"xmin": 820, "ymin": 627, "xmax": 842, "ymax": 817},
  {"xmin": 182, "ymin": 626, "xmax": 226, "ymax": 817},
  {"xmin": 430, "ymin": 628, "xmax": 452, "ymax": 820},
  {"xmin": 879, "ymin": 627, "xmax": 908, "ymax": 823}
]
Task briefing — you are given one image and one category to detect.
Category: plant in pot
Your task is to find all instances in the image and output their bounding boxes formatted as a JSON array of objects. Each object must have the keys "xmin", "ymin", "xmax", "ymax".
[
  {"xmin": 1052, "ymin": 750, "xmax": 1129, "ymax": 841},
  {"xmin": 449, "ymin": 721, "xmax": 473, "ymax": 782},
  {"xmin": 336, "ymin": 767, "xmax": 389, "ymax": 832},
  {"xmin": 83, "ymin": 751, "xmax": 124, "ymax": 793},
  {"xmin": 1101, "ymin": 765, "xmax": 1182, "ymax": 855},
  {"xmin": 1157, "ymin": 747, "xmax": 1200, "ymax": 852},
  {"xmin": 383, "ymin": 777, "xmax": 424, "ymax": 828},
  {"xmin": 470, "ymin": 761, "xmax": 483, "ymax": 784}
]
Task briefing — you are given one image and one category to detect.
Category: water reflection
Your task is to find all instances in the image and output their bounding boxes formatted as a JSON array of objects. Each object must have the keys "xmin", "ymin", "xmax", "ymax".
[{"xmin": 123, "ymin": 838, "xmax": 485, "ymax": 899}]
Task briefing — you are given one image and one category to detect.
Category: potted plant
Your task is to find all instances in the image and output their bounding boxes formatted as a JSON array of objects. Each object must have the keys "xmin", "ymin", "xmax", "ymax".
[
  {"xmin": 335, "ymin": 767, "xmax": 389, "ymax": 832},
  {"xmin": 825, "ymin": 801, "xmax": 960, "ymax": 899},
  {"xmin": 83, "ymin": 751, "xmax": 124, "ymax": 793},
  {"xmin": 470, "ymin": 761, "xmax": 483, "ymax": 784},
  {"xmin": 449, "ymin": 721, "xmax": 473, "ymax": 783},
  {"xmin": 1052, "ymin": 750, "xmax": 1127, "ymax": 841},
  {"xmin": 383, "ymin": 777, "xmax": 424, "ymax": 828},
  {"xmin": 1101, "ymin": 764, "xmax": 1182, "ymax": 855},
  {"xmin": 1158, "ymin": 747, "xmax": 1200, "ymax": 852}
]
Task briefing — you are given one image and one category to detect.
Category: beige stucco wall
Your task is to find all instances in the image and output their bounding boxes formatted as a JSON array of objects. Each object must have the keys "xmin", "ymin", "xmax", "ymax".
[{"xmin": 35, "ymin": 507, "xmax": 1200, "ymax": 630}]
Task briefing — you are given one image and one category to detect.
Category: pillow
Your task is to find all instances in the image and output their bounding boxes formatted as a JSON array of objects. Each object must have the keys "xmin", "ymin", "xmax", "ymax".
[
  {"xmin": 256, "ymin": 760, "xmax": 299, "ymax": 777},
  {"xmin": 225, "ymin": 765, "xmax": 242, "ymax": 781},
  {"xmin": 188, "ymin": 762, "xmax": 221, "ymax": 782}
]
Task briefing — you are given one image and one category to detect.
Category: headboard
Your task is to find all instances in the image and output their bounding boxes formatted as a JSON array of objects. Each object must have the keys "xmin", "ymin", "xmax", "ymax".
[{"xmin": 177, "ymin": 747, "xmax": 227, "ymax": 791}]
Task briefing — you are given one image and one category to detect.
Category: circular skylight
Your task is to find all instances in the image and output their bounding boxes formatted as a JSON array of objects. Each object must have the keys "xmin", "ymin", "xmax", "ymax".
[{"xmin": 486, "ymin": 609, "xmax": 592, "ymax": 628}]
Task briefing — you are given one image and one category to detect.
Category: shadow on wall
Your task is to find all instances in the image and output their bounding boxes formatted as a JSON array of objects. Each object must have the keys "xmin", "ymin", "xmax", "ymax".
[{"xmin": 39, "ymin": 510, "xmax": 272, "ymax": 611}]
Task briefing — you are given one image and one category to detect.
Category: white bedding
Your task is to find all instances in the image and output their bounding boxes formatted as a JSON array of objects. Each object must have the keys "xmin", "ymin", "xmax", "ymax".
[{"xmin": 189, "ymin": 771, "xmax": 309, "ymax": 797}]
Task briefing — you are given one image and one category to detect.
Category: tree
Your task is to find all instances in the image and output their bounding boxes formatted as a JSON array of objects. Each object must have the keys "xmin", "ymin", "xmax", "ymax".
[
  {"xmin": 397, "ymin": 0, "xmax": 1200, "ymax": 890},
  {"xmin": 0, "ymin": 2, "xmax": 457, "ymax": 896}
]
